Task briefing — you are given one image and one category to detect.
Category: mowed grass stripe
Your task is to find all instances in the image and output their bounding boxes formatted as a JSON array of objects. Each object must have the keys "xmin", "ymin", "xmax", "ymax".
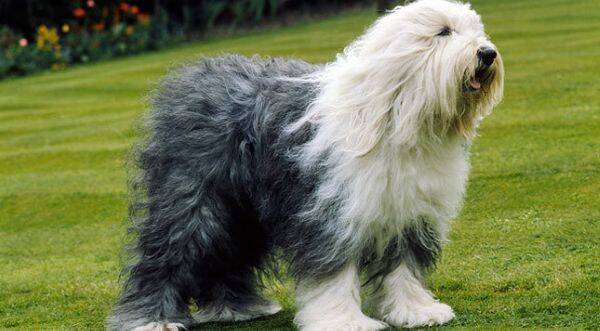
[
  {"xmin": 0, "ymin": 150, "xmax": 124, "ymax": 175},
  {"xmin": 0, "ymin": 141, "xmax": 132, "ymax": 159}
]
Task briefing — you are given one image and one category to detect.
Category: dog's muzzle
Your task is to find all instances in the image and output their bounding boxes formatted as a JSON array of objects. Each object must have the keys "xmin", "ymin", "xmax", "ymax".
[
  {"xmin": 465, "ymin": 47, "xmax": 498, "ymax": 93},
  {"xmin": 477, "ymin": 47, "xmax": 497, "ymax": 66}
]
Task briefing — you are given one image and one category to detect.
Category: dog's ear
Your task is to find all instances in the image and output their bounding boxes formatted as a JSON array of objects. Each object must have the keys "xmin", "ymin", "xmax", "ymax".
[
  {"xmin": 330, "ymin": 69, "xmax": 401, "ymax": 158},
  {"xmin": 342, "ymin": 102, "xmax": 392, "ymax": 157},
  {"xmin": 295, "ymin": 62, "xmax": 399, "ymax": 159}
]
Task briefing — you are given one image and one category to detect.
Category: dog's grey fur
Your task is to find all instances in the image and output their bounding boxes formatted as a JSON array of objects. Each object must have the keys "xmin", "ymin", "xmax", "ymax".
[{"xmin": 107, "ymin": 55, "xmax": 441, "ymax": 330}]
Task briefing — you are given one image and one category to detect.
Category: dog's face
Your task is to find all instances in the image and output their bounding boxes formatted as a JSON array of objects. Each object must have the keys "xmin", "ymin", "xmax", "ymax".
[{"xmin": 352, "ymin": 0, "xmax": 504, "ymax": 139}]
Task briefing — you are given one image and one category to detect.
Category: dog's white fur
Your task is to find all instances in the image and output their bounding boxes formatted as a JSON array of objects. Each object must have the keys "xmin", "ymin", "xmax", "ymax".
[
  {"xmin": 295, "ymin": 265, "xmax": 389, "ymax": 331},
  {"xmin": 291, "ymin": 0, "xmax": 502, "ymax": 257},
  {"xmin": 290, "ymin": 0, "xmax": 503, "ymax": 329},
  {"xmin": 132, "ymin": 322, "xmax": 184, "ymax": 331},
  {"xmin": 376, "ymin": 263, "xmax": 455, "ymax": 327}
]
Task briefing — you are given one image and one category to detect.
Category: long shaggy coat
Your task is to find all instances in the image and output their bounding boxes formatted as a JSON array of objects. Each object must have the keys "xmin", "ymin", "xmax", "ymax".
[{"xmin": 108, "ymin": 0, "xmax": 503, "ymax": 330}]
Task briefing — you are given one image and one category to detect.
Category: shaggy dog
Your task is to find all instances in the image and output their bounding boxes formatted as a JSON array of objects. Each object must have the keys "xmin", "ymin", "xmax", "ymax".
[{"xmin": 108, "ymin": 0, "xmax": 503, "ymax": 330}]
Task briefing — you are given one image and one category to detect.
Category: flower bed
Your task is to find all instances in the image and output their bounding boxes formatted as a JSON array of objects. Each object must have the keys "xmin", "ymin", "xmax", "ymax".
[
  {"xmin": 0, "ymin": 0, "xmax": 373, "ymax": 80},
  {"xmin": 0, "ymin": 1, "xmax": 174, "ymax": 79}
]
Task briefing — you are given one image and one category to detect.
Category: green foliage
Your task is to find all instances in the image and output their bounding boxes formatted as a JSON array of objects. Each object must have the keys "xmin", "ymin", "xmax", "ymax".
[
  {"xmin": 231, "ymin": 1, "xmax": 247, "ymax": 26},
  {"xmin": 147, "ymin": 6, "xmax": 173, "ymax": 50},
  {"xmin": 0, "ymin": 0, "xmax": 598, "ymax": 329},
  {"xmin": 249, "ymin": 0, "xmax": 267, "ymax": 22},
  {"xmin": 268, "ymin": 0, "xmax": 281, "ymax": 18},
  {"xmin": 0, "ymin": 5, "xmax": 176, "ymax": 79},
  {"xmin": 0, "ymin": 43, "xmax": 61, "ymax": 76},
  {"xmin": 0, "ymin": 0, "xmax": 368, "ymax": 80}
]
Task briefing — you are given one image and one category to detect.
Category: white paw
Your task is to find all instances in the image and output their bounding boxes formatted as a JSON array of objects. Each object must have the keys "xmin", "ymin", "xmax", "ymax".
[
  {"xmin": 194, "ymin": 300, "xmax": 282, "ymax": 323},
  {"xmin": 299, "ymin": 314, "xmax": 388, "ymax": 331},
  {"xmin": 383, "ymin": 302, "xmax": 454, "ymax": 328},
  {"xmin": 133, "ymin": 322, "xmax": 186, "ymax": 331}
]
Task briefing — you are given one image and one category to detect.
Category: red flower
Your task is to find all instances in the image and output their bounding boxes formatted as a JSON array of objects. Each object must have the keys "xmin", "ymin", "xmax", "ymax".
[
  {"xmin": 119, "ymin": 3, "xmax": 130, "ymax": 12},
  {"xmin": 131, "ymin": 5, "xmax": 139, "ymax": 15},
  {"xmin": 91, "ymin": 22, "xmax": 105, "ymax": 31},
  {"xmin": 73, "ymin": 7, "xmax": 86, "ymax": 18}
]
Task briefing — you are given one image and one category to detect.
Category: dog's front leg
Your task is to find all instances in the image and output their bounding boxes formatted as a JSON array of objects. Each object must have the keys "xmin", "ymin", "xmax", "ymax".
[
  {"xmin": 375, "ymin": 262, "xmax": 455, "ymax": 328},
  {"xmin": 294, "ymin": 264, "xmax": 388, "ymax": 331}
]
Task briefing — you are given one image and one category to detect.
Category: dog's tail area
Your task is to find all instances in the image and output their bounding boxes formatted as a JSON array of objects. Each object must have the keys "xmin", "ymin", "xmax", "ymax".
[{"xmin": 107, "ymin": 57, "xmax": 277, "ymax": 330}]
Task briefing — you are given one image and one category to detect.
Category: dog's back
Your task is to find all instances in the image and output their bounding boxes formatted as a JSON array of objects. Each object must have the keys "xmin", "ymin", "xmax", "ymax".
[{"xmin": 143, "ymin": 54, "xmax": 317, "ymax": 190}]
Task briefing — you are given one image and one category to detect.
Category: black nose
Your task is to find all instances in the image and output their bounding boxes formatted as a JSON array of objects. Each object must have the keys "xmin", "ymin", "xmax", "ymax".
[{"xmin": 477, "ymin": 47, "xmax": 497, "ymax": 66}]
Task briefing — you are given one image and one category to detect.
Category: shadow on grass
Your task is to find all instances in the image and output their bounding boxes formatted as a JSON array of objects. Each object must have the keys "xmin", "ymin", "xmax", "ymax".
[{"xmin": 192, "ymin": 310, "xmax": 296, "ymax": 330}]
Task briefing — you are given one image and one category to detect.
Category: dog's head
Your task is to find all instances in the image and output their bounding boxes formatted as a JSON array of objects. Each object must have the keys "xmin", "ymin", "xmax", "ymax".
[
  {"xmin": 297, "ymin": 0, "xmax": 504, "ymax": 156},
  {"xmin": 371, "ymin": 0, "xmax": 504, "ymax": 139}
]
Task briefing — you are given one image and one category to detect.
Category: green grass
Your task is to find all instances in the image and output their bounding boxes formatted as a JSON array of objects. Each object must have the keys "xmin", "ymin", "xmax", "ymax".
[{"xmin": 1, "ymin": 0, "xmax": 599, "ymax": 329}]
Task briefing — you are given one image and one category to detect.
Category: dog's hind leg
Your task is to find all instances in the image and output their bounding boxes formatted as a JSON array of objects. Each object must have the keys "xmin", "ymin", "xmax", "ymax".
[
  {"xmin": 108, "ymin": 183, "xmax": 280, "ymax": 330},
  {"xmin": 107, "ymin": 194, "xmax": 216, "ymax": 330},
  {"xmin": 191, "ymin": 198, "xmax": 281, "ymax": 323},
  {"xmin": 107, "ymin": 157, "xmax": 261, "ymax": 331},
  {"xmin": 192, "ymin": 268, "xmax": 281, "ymax": 323}
]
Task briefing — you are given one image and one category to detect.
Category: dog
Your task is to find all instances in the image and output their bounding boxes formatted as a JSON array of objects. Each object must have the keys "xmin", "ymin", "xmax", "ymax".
[{"xmin": 107, "ymin": 0, "xmax": 503, "ymax": 330}]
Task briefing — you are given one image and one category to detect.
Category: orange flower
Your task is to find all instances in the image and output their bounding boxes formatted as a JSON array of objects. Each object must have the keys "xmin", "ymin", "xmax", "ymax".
[
  {"xmin": 131, "ymin": 5, "xmax": 139, "ymax": 15},
  {"xmin": 73, "ymin": 8, "xmax": 86, "ymax": 18},
  {"xmin": 137, "ymin": 13, "xmax": 150, "ymax": 25},
  {"xmin": 91, "ymin": 22, "xmax": 105, "ymax": 31},
  {"xmin": 119, "ymin": 3, "xmax": 130, "ymax": 12}
]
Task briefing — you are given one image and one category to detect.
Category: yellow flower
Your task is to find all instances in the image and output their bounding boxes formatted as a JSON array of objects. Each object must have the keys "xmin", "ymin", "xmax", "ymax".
[
  {"xmin": 36, "ymin": 26, "xmax": 60, "ymax": 50},
  {"xmin": 36, "ymin": 25, "xmax": 47, "ymax": 48},
  {"xmin": 126, "ymin": 25, "xmax": 134, "ymax": 36},
  {"xmin": 51, "ymin": 63, "xmax": 66, "ymax": 71},
  {"xmin": 46, "ymin": 29, "xmax": 59, "ymax": 44},
  {"xmin": 62, "ymin": 24, "xmax": 70, "ymax": 33}
]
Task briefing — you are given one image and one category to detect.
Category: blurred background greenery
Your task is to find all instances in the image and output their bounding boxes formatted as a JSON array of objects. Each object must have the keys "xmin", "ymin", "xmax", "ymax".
[{"xmin": 0, "ymin": 0, "xmax": 385, "ymax": 79}]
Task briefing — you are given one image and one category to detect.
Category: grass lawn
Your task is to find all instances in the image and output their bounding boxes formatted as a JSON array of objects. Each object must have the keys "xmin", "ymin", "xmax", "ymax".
[{"xmin": 1, "ymin": 0, "xmax": 599, "ymax": 329}]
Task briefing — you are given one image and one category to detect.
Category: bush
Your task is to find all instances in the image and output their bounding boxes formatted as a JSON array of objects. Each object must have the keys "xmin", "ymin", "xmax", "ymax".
[
  {"xmin": 0, "ymin": 0, "xmax": 372, "ymax": 79},
  {"xmin": 0, "ymin": 2, "xmax": 177, "ymax": 79}
]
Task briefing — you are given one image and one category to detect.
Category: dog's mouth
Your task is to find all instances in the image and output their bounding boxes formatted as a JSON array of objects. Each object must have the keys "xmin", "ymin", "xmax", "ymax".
[
  {"xmin": 467, "ymin": 76, "xmax": 481, "ymax": 91},
  {"xmin": 464, "ymin": 66, "xmax": 495, "ymax": 93}
]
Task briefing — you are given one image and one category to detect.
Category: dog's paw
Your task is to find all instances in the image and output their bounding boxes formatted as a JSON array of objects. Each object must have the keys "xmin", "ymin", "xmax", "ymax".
[
  {"xmin": 382, "ymin": 301, "xmax": 454, "ymax": 328},
  {"xmin": 133, "ymin": 322, "xmax": 186, "ymax": 331},
  {"xmin": 299, "ymin": 314, "xmax": 388, "ymax": 331},
  {"xmin": 194, "ymin": 300, "xmax": 282, "ymax": 323}
]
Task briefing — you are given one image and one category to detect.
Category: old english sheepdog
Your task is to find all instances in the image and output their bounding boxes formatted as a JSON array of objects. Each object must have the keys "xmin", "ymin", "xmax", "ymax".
[{"xmin": 108, "ymin": 0, "xmax": 503, "ymax": 330}]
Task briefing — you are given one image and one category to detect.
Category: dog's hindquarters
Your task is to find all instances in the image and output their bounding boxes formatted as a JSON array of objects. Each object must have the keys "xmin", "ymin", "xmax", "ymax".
[{"xmin": 108, "ymin": 56, "xmax": 286, "ymax": 330}]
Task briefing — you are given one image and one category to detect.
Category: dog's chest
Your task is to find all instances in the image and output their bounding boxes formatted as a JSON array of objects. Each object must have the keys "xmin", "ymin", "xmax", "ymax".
[{"xmin": 388, "ymin": 146, "xmax": 467, "ymax": 222}]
